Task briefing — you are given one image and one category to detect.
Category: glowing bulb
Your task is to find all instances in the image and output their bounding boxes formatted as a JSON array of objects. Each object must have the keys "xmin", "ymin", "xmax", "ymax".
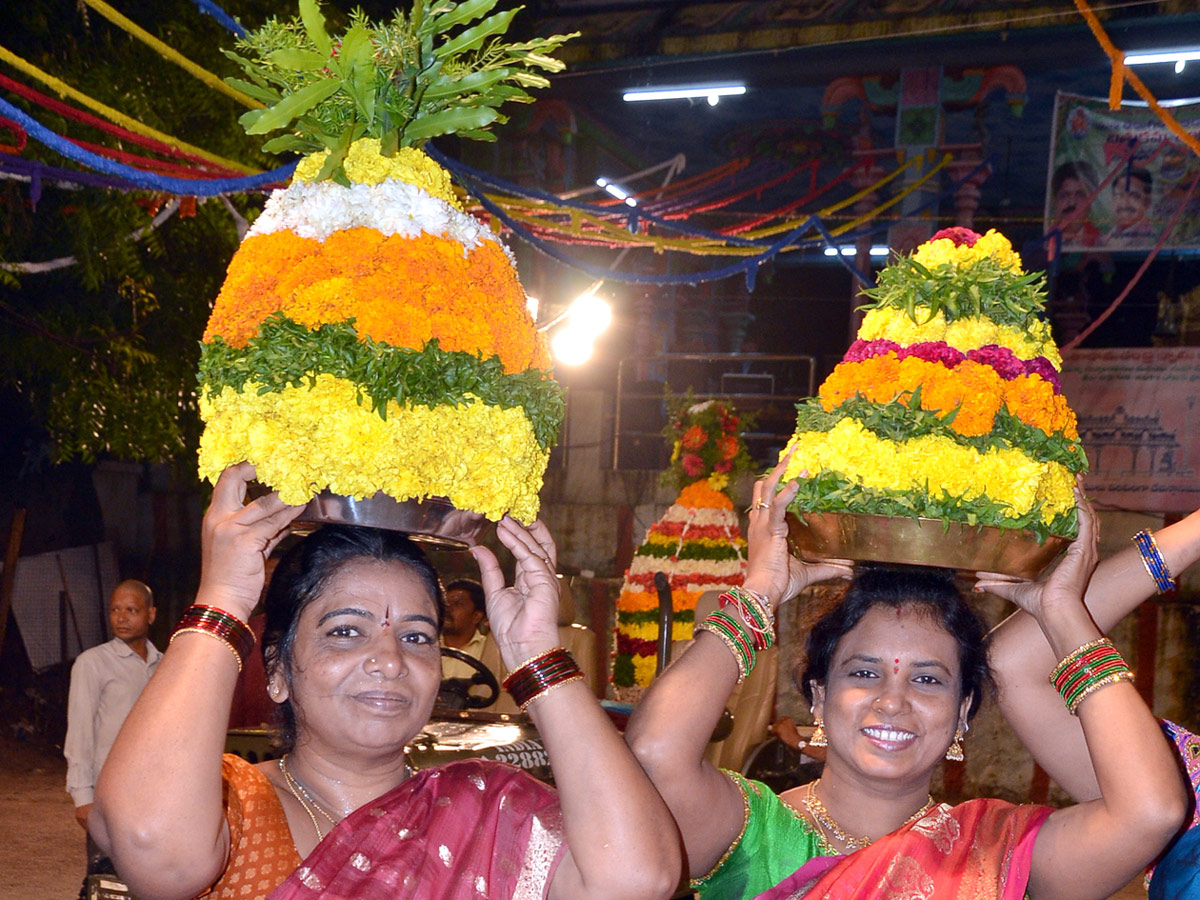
[
  {"xmin": 707, "ymin": 94, "xmax": 720, "ymax": 106},
  {"xmin": 570, "ymin": 294, "xmax": 612, "ymax": 332},
  {"xmin": 552, "ymin": 327, "xmax": 594, "ymax": 365},
  {"xmin": 1177, "ymin": 59, "xmax": 1187, "ymax": 73}
]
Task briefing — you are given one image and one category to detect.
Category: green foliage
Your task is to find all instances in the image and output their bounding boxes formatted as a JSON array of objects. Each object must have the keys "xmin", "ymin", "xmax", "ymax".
[
  {"xmin": 0, "ymin": 0, "xmax": 280, "ymax": 467},
  {"xmin": 198, "ymin": 316, "xmax": 564, "ymax": 449},
  {"xmin": 223, "ymin": 0, "xmax": 577, "ymax": 178},
  {"xmin": 858, "ymin": 254, "xmax": 1049, "ymax": 328},
  {"xmin": 787, "ymin": 469, "xmax": 1079, "ymax": 542}
]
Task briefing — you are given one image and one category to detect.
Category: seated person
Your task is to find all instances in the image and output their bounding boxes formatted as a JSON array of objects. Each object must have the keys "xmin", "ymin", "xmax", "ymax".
[{"xmin": 439, "ymin": 577, "xmax": 488, "ymax": 680}]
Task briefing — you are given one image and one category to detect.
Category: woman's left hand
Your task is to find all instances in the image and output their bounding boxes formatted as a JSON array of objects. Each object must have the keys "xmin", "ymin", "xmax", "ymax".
[
  {"xmin": 744, "ymin": 453, "xmax": 853, "ymax": 608},
  {"xmin": 472, "ymin": 517, "xmax": 562, "ymax": 671},
  {"xmin": 976, "ymin": 482, "xmax": 1099, "ymax": 622}
]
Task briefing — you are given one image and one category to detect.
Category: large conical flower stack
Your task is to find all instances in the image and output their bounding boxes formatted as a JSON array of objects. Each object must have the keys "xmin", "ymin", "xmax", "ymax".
[
  {"xmin": 781, "ymin": 228, "xmax": 1087, "ymax": 540},
  {"xmin": 612, "ymin": 400, "xmax": 752, "ymax": 700},
  {"xmin": 196, "ymin": 1, "xmax": 573, "ymax": 523}
]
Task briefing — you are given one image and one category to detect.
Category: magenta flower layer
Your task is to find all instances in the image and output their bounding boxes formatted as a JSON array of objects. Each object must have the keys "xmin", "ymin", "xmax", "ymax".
[{"xmin": 843, "ymin": 339, "xmax": 1061, "ymax": 393}]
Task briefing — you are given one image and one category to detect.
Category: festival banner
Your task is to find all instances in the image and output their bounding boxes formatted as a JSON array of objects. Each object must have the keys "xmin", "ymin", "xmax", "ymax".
[
  {"xmin": 1046, "ymin": 92, "xmax": 1200, "ymax": 252},
  {"xmin": 1059, "ymin": 348, "xmax": 1200, "ymax": 513}
]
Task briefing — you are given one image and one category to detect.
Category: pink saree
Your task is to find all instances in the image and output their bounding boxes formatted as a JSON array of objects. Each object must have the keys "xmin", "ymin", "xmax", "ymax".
[
  {"xmin": 267, "ymin": 758, "xmax": 565, "ymax": 900},
  {"xmin": 754, "ymin": 799, "xmax": 1051, "ymax": 900}
]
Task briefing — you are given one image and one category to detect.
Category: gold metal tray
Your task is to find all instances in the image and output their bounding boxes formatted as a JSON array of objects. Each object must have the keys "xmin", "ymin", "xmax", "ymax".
[{"xmin": 788, "ymin": 511, "xmax": 1068, "ymax": 580}]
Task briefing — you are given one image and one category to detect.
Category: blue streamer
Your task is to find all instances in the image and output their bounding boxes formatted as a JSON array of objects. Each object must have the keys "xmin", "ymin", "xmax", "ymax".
[
  {"xmin": 190, "ymin": 0, "xmax": 246, "ymax": 37},
  {"xmin": 0, "ymin": 96, "xmax": 294, "ymax": 195}
]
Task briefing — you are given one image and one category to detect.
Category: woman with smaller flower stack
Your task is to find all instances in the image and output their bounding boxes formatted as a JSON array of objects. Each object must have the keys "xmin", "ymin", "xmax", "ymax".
[{"xmin": 627, "ymin": 458, "xmax": 1185, "ymax": 899}]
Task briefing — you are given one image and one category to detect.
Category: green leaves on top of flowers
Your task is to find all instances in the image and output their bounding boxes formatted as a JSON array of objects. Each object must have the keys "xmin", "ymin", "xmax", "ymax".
[
  {"xmin": 790, "ymin": 395, "xmax": 1089, "ymax": 472},
  {"xmin": 223, "ymin": 0, "xmax": 578, "ymax": 176},
  {"xmin": 858, "ymin": 255, "xmax": 1049, "ymax": 329},
  {"xmin": 198, "ymin": 315, "xmax": 564, "ymax": 449},
  {"xmin": 787, "ymin": 469, "xmax": 1078, "ymax": 542}
]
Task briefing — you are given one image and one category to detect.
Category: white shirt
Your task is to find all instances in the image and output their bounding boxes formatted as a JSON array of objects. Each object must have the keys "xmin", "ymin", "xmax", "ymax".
[
  {"xmin": 440, "ymin": 630, "xmax": 488, "ymax": 680},
  {"xmin": 64, "ymin": 637, "xmax": 162, "ymax": 806}
]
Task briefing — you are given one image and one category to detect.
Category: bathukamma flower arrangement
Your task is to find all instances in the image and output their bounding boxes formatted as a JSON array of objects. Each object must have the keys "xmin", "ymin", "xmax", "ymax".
[
  {"xmin": 782, "ymin": 227, "xmax": 1087, "ymax": 554},
  {"xmin": 612, "ymin": 400, "xmax": 751, "ymax": 698},
  {"xmin": 197, "ymin": 0, "xmax": 574, "ymax": 525}
]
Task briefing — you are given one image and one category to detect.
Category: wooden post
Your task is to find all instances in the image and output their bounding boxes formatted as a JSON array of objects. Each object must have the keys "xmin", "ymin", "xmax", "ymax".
[{"xmin": 0, "ymin": 508, "xmax": 27, "ymax": 653}]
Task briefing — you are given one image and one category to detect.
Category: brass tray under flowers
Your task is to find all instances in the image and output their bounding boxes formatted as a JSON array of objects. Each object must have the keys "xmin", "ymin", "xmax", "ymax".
[
  {"xmin": 787, "ymin": 511, "xmax": 1069, "ymax": 581},
  {"xmin": 292, "ymin": 491, "xmax": 492, "ymax": 549}
]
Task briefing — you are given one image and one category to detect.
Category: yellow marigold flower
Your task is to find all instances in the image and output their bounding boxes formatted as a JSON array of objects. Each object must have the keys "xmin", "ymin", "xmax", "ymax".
[
  {"xmin": 781, "ymin": 419, "xmax": 1075, "ymax": 523},
  {"xmin": 912, "ymin": 229, "xmax": 1022, "ymax": 273},
  {"xmin": 707, "ymin": 472, "xmax": 730, "ymax": 492},
  {"xmin": 621, "ymin": 620, "xmax": 693, "ymax": 643},
  {"xmin": 198, "ymin": 375, "xmax": 547, "ymax": 522},
  {"xmin": 632, "ymin": 655, "xmax": 657, "ymax": 686},
  {"xmin": 294, "ymin": 139, "xmax": 462, "ymax": 209}
]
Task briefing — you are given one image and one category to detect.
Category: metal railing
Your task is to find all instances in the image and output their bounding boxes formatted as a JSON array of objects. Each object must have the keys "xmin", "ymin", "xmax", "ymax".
[{"xmin": 612, "ymin": 353, "xmax": 816, "ymax": 470}]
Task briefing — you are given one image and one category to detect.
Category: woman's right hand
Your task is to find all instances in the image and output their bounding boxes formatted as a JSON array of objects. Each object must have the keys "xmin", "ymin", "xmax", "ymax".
[
  {"xmin": 743, "ymin": 453, "xmax": 853, "ymax": 608},
  {"xmin": 196, "ymin": 462, "xmax": 303, "ymax": 621}
]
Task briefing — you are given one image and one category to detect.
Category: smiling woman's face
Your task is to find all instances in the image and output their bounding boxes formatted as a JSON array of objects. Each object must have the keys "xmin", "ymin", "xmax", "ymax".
[
  {"xmin": 813, "ymin": 604, "xmax": 971, "ymax": 792},
  {"xmin": 274, "ymin": 557, "xmax": 443, "ymax": 756}
]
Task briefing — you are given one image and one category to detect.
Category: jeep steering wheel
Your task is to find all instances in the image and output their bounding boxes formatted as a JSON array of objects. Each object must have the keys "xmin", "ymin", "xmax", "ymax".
[{"xmin": 437, "ymin": 647, "xmax": 501, "ymax": 709}]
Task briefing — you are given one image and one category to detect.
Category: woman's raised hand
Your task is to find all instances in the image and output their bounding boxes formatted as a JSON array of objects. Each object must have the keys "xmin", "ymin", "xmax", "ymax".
[
  {"xmin": 197, "ymin": 462, "xmax": 304, "ymax": 621},
  {"xmin": 472, "ymin": 517, "xmax": 561, "ymax": 671},
  {"xmin": 976, "ymin": 482, "xmax": 1099, "ymax": 623},
  {"xmin": 744, "ymin": 454, "xmax": 853, "ymax": 608}
]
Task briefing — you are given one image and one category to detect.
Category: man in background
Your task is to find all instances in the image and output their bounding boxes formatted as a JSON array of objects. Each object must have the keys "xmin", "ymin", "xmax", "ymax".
[
  {"xmin": 440, "ymin": 578, "xmax": 487, "ymax": 680},
  {"xmin": 64, "ymin": 579, "xmax": 161, "ymax": 887}
]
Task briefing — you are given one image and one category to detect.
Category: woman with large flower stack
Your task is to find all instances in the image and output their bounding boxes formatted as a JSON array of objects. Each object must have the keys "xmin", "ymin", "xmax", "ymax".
[
  {"xmin": 612, "ymin": 399, "xmax": 754, "ymax": 701},
  {"xmin": 92, "ymin": 4, "xmax": 681, "ymax": 900}
]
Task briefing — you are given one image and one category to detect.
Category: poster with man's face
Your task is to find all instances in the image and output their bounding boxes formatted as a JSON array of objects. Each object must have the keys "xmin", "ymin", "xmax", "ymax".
[{"xmin": 1046, "ymin": 93, "xmax": 1200, "ymax": 252}]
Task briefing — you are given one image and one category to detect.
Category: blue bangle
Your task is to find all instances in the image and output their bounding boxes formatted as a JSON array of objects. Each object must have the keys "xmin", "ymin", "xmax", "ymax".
[{"xmin": 1132, "ymin": 530, "xmax": 1176, "ymax": 594}]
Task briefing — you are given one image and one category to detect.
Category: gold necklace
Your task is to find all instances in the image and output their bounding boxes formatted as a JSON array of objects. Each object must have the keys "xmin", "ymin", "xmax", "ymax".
[
  {"xmin": 278, "ymin": 755, "xmax": 338, "ymax": 841},
  {"xmin": 802, "ymin": 780, "xmax": 936, "ymax": 855}
]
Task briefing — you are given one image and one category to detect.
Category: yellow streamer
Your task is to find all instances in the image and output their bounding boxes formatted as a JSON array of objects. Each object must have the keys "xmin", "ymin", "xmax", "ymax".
[
  {"xmin": 79, "ymin": 0, "xmax": 262, "ymax": 110},
  {"xmin": 0, "ymin": 43, "xmax": 260, "ymax": 175},
  {"xmin": 830, "ymin": 154, "xmax": 952, "ymax": 237}
]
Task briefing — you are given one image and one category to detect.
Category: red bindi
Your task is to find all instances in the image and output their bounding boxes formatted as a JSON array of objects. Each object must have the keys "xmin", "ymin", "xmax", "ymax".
[{"xmin": 893, "ymin": 658, "xmax": 900, "ymax": 674}]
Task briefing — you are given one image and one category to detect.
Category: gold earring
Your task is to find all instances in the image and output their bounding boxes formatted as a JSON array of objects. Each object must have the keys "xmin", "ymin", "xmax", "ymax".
[
  {"xmin": 945, "ymin": 728, "xmax": 964, "ymax": 762},
  {"xmin": 808, "ymin": 716, "xmax": 828, "ymax": 748}
]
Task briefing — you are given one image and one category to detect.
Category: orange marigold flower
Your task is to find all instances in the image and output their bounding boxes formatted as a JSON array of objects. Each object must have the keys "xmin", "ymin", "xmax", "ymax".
[
  {"xmin": 205, "ymin": 228, "xmax": 549, "ymax": 373},
  {"xmin": 677, "ymin": 481, "xmax": 735, "ymax": 510},
  {"xmin": 681, "ymin": 425, "xmax": 707, "ymax": 451}
]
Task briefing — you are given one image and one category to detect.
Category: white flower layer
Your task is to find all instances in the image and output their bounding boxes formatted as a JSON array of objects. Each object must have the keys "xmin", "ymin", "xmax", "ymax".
[
  {"xmin": 628, "ymin": 556, "xmax": 744, "ymax": 577},
  {"xmin": 249, "ymin": 180, "xmax": 504, "ymax": 257},
  {"xmin": 660, "ymin": 505, "xmax": 741, "ymax": 527}
]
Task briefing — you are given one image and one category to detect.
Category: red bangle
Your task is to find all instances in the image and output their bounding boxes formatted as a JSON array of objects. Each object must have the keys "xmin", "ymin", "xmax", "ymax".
[
  {"xmin": 170, "ymin": 604, "xmax": 255, "ymax": 669},
  {"xmin": 502, "ymin": 648, "xmax": 583, "ymax": 711}
]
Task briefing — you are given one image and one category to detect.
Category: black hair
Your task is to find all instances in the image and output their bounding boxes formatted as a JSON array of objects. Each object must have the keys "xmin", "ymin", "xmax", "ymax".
[
  {"xmin": 261, "ymin": 524, "xmax": 445, "ymax": 752},
  {"xmin": 800, "ymin": 565, "xmax": 993, "ymax": 720},
  {"xmin": 1052, "ymin": 160, "xmax": 1099, "ymax": 194},
  {"xmin": 444, "ymin": 577, "xmax": 486, "ymax": 616},
  {"xmin": 1113, "ymin": 166, "xmax": 1152, "ymax": 192}
]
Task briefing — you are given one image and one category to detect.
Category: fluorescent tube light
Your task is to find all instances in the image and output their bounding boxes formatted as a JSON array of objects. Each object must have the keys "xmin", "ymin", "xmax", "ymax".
[
  {"xmin": 595, "ymin": 177, "xmax": 638, "ymax": 207},
  {"xmin": 622, "ymin": 85, "xmax": 746, "ymax": 104},
  {"xmin": 1123, "ymin": 49, "xmax": 1200, "ymax": 67},
  {"xmin": 824, "ymin": 246, "xmax": 890, "ymax": 257}
]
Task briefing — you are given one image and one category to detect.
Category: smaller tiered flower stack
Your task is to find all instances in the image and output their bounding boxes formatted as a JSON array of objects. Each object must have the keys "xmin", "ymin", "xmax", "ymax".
[
  {"xmin": 781, "ymin": 228, "xmax": 1087, "ymax": 542},
  {"xmin": 612, "ymin": 401, "xmax": 752, "ymax": 699}
]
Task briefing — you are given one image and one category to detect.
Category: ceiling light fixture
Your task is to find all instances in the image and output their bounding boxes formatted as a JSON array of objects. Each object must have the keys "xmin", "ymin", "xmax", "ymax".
[
  {"xmin": 622, "ymin": 84, "xmax": 747, "ymax": 106},
  {"xmin": 1123, "ymin": 49, "xmax": 1200, "ymax": 73},
  {"xmin": 596, "ymin": 177, "xmax": 638, "ymax": 207},
  {"xmin": 823, "ymin": 246, "xmax": 890, "ymax": 257}
]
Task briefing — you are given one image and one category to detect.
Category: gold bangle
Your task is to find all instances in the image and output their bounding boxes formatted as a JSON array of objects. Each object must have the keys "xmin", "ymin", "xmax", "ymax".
[
  {"xmin": 694, "ymin": 622, "xmax": 749, "ymax": 683},
  {"xmin": 1067, "ymin": 671, "xmax": 1135, "ymax": 716},
  {"xmin": 169, "ymin": 627, "xmax": 244, "ymax": 673},
  {"xmin": 518, "ymin": 673, "xmax": 585, "ymax": 712}
]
